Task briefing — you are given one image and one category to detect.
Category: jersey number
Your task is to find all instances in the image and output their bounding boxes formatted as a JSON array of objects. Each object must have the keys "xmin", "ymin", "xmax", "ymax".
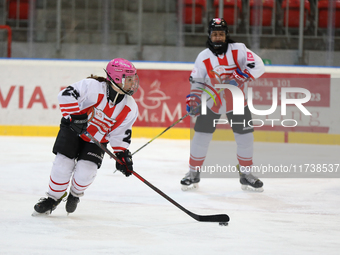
[
  {"xmin": 62, "ymin": 86, "xmax": 80, "ymax": 100},
  {"xmin": 123, "ymin": 129, "xmax": 132, "ymax": 144}
]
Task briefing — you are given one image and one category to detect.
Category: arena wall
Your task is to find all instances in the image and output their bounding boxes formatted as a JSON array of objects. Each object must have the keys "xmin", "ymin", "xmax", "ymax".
[{"xmin": 0, "ymin": 59, "xmax": 339, "ymax": 145}]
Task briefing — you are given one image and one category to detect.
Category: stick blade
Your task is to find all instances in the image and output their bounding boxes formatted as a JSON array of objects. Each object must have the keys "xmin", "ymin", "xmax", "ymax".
[{"xmin": 192, "ymin": 213, "xmax": 230, "ymax": 223}]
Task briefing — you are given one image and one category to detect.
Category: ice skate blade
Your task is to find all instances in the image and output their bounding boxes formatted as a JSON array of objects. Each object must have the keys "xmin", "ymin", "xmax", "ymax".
[
  {"xmin": 241, "ymin": 185, "xmax": 264, "ymax": 192},
  {"xmin": 181, "ymin": 183, "xmax": 199, "ymax": 191},
  {"xmin": 31, "ymin": 210, "xmax": 51, "ymax": 217}
]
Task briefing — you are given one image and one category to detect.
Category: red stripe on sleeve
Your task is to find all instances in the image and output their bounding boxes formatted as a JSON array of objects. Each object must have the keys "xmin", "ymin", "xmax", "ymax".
[
  {"xmin": 60, "ymin": 107, "xmax": 80, "ymax": 114},
  {"xmin": 60, "ymin": 102, "xmax": 79, "ymax": 108}
]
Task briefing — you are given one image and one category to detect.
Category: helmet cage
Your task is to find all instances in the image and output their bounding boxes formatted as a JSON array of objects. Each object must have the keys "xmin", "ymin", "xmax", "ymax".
[
  {"xmin": 105, "ymin": 58, "xmax": 139, "ymax": 96},
  {"xmin": 208, "ymin": 18, "xmax": 229, "ymax": 40}
]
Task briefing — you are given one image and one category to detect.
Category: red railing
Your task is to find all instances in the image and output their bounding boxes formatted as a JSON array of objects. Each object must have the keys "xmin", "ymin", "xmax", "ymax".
[{"xmin": 0, "ymin": 25, "xmax": 12, "ymax": 58}]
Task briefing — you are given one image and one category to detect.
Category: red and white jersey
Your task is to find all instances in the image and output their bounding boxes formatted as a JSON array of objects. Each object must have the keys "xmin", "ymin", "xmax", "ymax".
[
  {"xmin": 190, "ymin": 43, "xmax": 265, "ymax": 113},
  {"xmin": 58, "ymin": 78, "xmax": 138, "ymax": 152}
]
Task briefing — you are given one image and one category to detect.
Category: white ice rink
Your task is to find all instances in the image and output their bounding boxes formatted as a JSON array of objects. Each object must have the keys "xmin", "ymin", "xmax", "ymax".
[{"xmin": 0, "ymin": 136, "xmax": 339, "ymax": 255}]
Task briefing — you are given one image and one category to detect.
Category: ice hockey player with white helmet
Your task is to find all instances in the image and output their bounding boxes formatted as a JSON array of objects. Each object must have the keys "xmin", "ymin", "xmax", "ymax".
[
  {"xmin": 33, "ymin": 58, "xmax": 139, "ymax": 216},
  {"xmin": 181, "ymin": 18, "xmax": 265, "ymax": 192}
]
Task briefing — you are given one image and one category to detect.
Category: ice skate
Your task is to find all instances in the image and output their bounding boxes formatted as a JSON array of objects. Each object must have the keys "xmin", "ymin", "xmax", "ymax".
[
  {"xmin": 237, "ymin": 165, "xmax": 264, "ymax": 192},
  {"xmin": 65, "ymin": 193, "xmax": 80, "ymax": 214},
  {"xmin": 180, "ymin": 170, "xmax": 200, "ymax": 191},
  {"xmin": 32, "ymin": 192, "xmax": 67, "ymax": 216}
]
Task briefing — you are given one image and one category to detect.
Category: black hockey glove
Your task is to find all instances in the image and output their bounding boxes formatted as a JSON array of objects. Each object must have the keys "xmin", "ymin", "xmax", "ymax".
[
  {"xmin": 115, "ymin": 150, "xmax": 133, "ymax": 177},
  {"xmin": 70, "ymin": 113, "xmax": 88, "ymax": 135}
]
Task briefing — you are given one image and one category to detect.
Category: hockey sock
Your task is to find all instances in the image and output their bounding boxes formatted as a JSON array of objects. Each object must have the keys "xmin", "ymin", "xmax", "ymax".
[
  {"xmin": 234, "ymin": 132, "xmax": 254, "ymax": 174},
  {"xmin": 189, "ymin": 132, "xmax": 213, "ymax": 172},
  {"xmin": 70, "ymin": 159, "xmax": 97, "ymax": 196},
  {"xmin": 48, "ymin": 153, "xmax": 75, "ymax": 199}
]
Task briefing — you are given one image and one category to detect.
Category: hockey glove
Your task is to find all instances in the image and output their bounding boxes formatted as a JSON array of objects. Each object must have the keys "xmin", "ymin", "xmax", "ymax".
[
  {"xmin": 186, "ymin": 94, "xmax": 201, "ymax": 116},
  {"xmin": 115, "ymin": 150, "xmax": 133, "ymax": 177},
  {"xmin": 70, "ymin": 113, "xmax": 88, "ymax": 135},
  {"xmin": 228, "ymin": 68, "xmax": 249, "ymax": 87}
]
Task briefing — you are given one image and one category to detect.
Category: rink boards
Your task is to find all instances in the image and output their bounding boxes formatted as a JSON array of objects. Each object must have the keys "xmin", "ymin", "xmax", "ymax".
[{"xmin": 0, "ymin": 59, "xmax": 340, "ymax": 145}]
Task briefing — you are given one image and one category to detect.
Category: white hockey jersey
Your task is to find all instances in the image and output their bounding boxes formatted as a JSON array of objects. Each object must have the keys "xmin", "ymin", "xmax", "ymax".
[
  {"xmin": 58, "ymin": 78, "xmax": 138, "ymax": 152},
  {"xmin": 190, "ymin": 43, "xmax": 265, "ymax": 114}
]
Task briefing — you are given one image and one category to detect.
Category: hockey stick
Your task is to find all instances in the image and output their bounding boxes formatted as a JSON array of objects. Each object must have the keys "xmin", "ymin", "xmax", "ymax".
[
  {"xmin": 132, "ymin": 110, "xmax": 190, "ymax": 156},
  {"xmin": 84, "ymin": 131, "xmax": 229, "ymax": 223},
  {"xmin": 132, "ymin": 87, "xmax": 224, "ymax": 156}
]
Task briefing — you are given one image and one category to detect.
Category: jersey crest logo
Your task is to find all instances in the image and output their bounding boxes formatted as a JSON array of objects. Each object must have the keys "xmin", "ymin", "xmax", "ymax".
[
  {"xmin": 89, "ymin": 108, "xmax": 116, "ymax": 134},
  {"xmin": 247, "ymin": 52, "xmax": 255, "ymax": 61}
]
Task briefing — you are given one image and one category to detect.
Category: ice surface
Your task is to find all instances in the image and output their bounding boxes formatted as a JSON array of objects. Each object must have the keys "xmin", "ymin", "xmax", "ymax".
[{"xmin": 0, "ymin": 136, "xmax": 339, "ymax": 255}]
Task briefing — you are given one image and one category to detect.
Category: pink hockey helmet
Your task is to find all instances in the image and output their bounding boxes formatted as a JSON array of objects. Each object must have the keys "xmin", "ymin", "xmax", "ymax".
[{"xmin": 105, "ymin": 58, "xmax": 139, "ymax": 96}]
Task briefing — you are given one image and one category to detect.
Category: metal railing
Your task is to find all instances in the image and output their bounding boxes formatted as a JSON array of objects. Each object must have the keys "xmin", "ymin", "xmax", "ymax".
[
  {"xmin": 0, "ymin": 25, "xmax": 12, "ymax": 57},
  {"xmin": 0, "ymin": 0, "xmax": 339, "ymax": 60}
]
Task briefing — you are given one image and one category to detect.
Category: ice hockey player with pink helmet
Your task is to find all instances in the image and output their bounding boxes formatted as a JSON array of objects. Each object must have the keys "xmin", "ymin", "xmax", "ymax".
[{"xmin": 33, "ymin": 58, "xmax": 139, "ymax": 216}]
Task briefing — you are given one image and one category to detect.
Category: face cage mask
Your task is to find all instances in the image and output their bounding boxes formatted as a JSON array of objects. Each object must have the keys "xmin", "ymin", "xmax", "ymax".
[
  {"xmin": 104, "ymin": 69, "xmax": 139, "ymax": 96},
  {"xmin": 207, "ymin": 30, "xmax": 229, "ymax": 55},
  {"xmin": 121, "ymin": 74, "xmax": 139, "ymax": 96}
]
